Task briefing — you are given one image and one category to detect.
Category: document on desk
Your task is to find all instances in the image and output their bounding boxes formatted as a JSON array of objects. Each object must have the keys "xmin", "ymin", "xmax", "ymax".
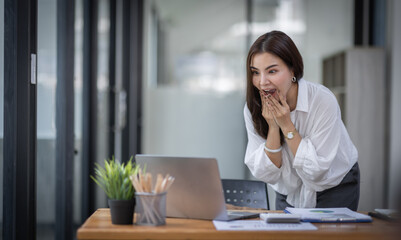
[
  {"xmin": 213, "ymin": 220, "xmax": 317, "ymax": 231},
  {"xmin": 285, "ymin": 207, "xmax": 372, "ymax": 223}
]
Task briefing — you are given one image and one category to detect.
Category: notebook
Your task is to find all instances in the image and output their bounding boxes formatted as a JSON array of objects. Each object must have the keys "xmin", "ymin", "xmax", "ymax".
[{"xmin": 135, "ymin": 155, "xmax": 260, "ymax": 221}]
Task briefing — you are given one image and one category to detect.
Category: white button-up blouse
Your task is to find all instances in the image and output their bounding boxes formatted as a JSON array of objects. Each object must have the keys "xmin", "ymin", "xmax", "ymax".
[{"xmin": 244, "ymin": 78, "xmax": 358, "ymax": 208}]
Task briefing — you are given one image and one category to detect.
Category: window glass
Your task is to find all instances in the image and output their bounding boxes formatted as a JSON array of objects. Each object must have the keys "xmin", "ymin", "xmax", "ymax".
[
  {"xmin": 37, "ymin": 0, "xmax": 57, "ymax": 239},
  {"xmin": 149, "ymin": 0, "xmax": 246, "ymax": 91}
]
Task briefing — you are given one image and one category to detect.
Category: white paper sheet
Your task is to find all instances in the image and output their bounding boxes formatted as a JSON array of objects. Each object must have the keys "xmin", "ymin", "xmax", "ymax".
[
  {"xmin": 213, "ymin": 220, "xmax": 317, "ymax": 231},
  {"xmin": 285, "ymin": 207, "xmax": 372, "ymax": 222}
]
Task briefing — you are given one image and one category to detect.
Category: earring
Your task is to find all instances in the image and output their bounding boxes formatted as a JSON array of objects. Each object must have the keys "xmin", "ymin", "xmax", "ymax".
[{"xmin": 291, "ymin": 77, "xmax": 296, "ymax": 83}]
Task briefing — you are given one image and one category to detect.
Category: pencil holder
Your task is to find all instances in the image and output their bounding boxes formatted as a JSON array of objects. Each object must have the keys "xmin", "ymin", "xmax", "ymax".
[{"xmin": 134, "ymin": 192, "xmax": 167, "ymax": 226}]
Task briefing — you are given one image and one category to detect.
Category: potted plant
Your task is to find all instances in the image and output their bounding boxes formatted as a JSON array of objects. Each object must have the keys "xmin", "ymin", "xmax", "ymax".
[{"xmin": 91, "ymin": 156, "xmax": 140, "ymax": 224}]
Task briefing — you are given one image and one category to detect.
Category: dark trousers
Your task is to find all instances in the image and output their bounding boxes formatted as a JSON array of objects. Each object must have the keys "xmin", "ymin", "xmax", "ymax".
[{"xmin": 275, "ymin": 162, "xmax": 360, "ymax": 211}]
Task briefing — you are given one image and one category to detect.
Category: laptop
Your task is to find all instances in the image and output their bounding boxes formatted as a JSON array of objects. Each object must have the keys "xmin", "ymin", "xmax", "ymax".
[{"xmin": 135, "ymin": 155, "xmax": 260, "ymax": 221}]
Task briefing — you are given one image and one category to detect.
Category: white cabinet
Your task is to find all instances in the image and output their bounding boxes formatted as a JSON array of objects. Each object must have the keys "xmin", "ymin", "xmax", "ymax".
[{"xmin": 323, "ymin": 48, "xmax": 386, "ymax": 211}]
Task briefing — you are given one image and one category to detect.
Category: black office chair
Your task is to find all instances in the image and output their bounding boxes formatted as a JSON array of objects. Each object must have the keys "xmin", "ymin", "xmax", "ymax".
[{"xmin": 221, "ymin": 179, "xmax": 269, "ymax": 210}]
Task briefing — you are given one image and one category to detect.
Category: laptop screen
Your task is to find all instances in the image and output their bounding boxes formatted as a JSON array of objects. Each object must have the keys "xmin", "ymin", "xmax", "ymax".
[{"xmin": 135, "ymin": 155, "xmax": 227, "ymax": 220}]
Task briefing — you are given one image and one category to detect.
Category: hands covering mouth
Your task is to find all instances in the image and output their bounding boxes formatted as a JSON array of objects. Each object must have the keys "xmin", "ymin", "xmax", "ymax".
[{"xmin": 260, "ymin": 88, "xmax": 291, "ymax": 131}]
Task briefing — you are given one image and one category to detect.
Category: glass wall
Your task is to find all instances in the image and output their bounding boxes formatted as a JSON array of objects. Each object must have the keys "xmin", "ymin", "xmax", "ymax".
[
  {"xmin": 142, "ymin": 0, "xmax": 353, "ymax": 183},
  {"xmin": 37, "ymin": 0, "xmax": 57, "ymax": 239},
  {"xmin": 74, "ymin": 0, "xmax": 111, "ymax": 224},
  {"xmin": 36, "ymin": 0, "xmax": 111, "ymax": 237},
  {"xmin": 0, "ymin": 0, "xmax": 4, "ymax": 237},
  {"xmin": 95, "ymin": 0, "xmax": 110, "ymax": 209},
  {"xmin": 74, "ymin": 0, "xmax": 83, "ymax": 230},
  {"xmin": 142, "ymin": 0, "xmax": 249, "ymax": 179}
]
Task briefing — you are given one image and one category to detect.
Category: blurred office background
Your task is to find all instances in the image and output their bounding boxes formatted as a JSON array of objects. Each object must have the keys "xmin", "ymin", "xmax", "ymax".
[{"xmin": 1, "ymin": 0, "xmax": 400, "ymax": 239}]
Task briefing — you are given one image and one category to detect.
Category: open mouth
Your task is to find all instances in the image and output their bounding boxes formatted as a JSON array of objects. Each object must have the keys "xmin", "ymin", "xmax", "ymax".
[{"xmin": 263, "ymin": 89, "xmax": 276, "ymax": 95}]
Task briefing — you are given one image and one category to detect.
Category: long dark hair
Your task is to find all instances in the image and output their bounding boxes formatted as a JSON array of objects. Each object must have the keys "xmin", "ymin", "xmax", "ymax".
[{"xmin": 246, "ymin": 31, "xmax": 304, "ymax": 141}]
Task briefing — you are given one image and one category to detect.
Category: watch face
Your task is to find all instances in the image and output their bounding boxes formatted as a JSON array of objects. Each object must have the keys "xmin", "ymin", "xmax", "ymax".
[{"xmin": 287, "ymin": 132, "xmax": 294, "ymax": 139}]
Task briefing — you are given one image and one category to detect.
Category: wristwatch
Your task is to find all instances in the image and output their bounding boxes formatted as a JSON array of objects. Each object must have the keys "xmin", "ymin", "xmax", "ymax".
[{"xmin": 285, "ymin": 130, "xmax": 296, "ymax": 140}]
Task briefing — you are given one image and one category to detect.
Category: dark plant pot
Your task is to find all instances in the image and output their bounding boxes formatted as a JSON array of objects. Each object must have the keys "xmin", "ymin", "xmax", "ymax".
[{"xmin": 108, "ymin": 199, "xmax": 135, "ymax": 225}]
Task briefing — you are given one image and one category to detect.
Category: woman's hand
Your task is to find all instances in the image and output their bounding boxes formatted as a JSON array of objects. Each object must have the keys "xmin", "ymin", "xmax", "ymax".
[
  {"xmin": 260, "ymin": 91, "xmax": 279, "ymax": 129},
  {"xmin": 266, "ymin": 90, "xmax": 292, "ymax": 130}
]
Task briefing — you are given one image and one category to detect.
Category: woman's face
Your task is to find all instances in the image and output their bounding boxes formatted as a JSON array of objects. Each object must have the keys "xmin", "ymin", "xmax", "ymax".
[{"xmin": 250, "ymin": 52, "xmax": 294, "ymax": 102}]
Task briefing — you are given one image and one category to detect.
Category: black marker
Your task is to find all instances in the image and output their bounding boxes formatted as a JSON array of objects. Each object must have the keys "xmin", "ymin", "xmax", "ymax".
[{"xmin": 368, "ymin": 211, "xmax": 396, "ymax": 222}]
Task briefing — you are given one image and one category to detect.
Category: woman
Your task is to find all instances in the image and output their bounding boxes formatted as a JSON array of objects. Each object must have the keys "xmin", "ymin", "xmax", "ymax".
[{"xmin": 244, "ymin": 31, "xmax": 360, "ymax": 210}]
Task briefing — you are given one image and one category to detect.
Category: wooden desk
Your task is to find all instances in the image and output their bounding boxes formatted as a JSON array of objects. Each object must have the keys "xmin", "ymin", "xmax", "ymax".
[{"xmin": 77, "ymin": 208, "xmax": 399, "ymax": 240}]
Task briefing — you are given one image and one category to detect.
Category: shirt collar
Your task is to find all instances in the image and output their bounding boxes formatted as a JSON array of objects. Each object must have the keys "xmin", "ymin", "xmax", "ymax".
[{"xmin": 293, "ymin": 78, "xmax": 309, "ymax": 113}]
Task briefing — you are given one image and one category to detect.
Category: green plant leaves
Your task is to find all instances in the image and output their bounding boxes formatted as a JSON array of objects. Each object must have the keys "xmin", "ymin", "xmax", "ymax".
[{"xmin": 90, "ymin": 156, "xmax": 141, "ymax": 200}]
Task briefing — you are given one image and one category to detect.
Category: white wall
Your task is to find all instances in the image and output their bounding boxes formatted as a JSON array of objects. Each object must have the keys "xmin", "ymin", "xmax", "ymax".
[
  {"xmin": 303, "ymin": 0, "xmax": 353, "ymax": 83},
  {"xmin": 388, "ymin": 0, "xmax": 401, "ymax": 208}
]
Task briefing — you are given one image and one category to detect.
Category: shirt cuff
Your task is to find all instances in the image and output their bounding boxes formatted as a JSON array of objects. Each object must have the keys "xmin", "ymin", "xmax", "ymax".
[
  {"xmin": 250, "ymin": 144, "xmax": 283, "ymax": 182},
  {"xmin": 292, "ymin": 138, "xmax": 308, "ymax": 169},
  {"xmin": 260, "ymin": 146, "xmax": 284, "ymax": 174}
]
